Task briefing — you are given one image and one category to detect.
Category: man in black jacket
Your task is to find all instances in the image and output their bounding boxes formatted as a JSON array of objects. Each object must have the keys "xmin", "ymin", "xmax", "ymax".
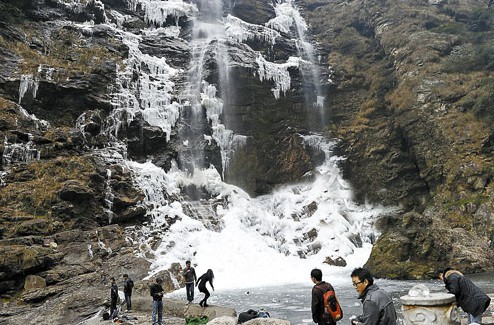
[
  {"xmin": 311, "ymin": 268, "xmax": 336, "ymax": 325},
  {"xmin": 150, "ymin": 277, "xmax": 164, "ymax": 325},
  {"xmin": 109, "ymin": 277, "xmax": 119, "ymax": 319},
  {"xmin": 123, "ymin": 274, "xmax": 134, "ymax": 311},
  {"xmin": 350, "ymin": 268, "xmax": 397, "ymax": 325},
  {"xmin": 439, "ymin": 268, "xmax": 491, "ymax": 324}
]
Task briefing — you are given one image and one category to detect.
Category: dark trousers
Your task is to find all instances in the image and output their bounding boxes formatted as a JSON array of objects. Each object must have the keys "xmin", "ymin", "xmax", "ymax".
[
  {"xmin": 110, "ymin": 299, "xmax": 118, "ymax": 319},
  {"xmin": 185, "ymin": 282, "xmax": 194, "ymax": 302},
  {"xmin": 199, "ymin": 287, "xmax": 210, "ymax": 307},
  {"xmin": 124, "ymin": 292, "xmax": 132, "ymax": 310}
]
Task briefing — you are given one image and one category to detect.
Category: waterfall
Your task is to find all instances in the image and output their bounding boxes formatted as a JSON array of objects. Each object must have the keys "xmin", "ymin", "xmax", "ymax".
[
  {"xmin": 180, "ymin": 0, "xmax": 244, "ymax": 179},
  {"xmin": 84, "ymin": 0, "xmax": 400, "ymax": 289},
  {"xmin": 268, "ymin": 0, "xmax": 325, "ymax": 115}
]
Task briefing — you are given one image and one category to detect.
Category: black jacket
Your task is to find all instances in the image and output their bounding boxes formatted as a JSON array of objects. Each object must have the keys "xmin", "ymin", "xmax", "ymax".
[
  {"xmin": 444, "ymin": 270, "xmax": 491, "ymax": 317},
  {"xmin": 123, "ymin": 278, "xmax": 133, "ymax": 295},
  {"xmin": 150, "ymin": 283, "xmax": 164, "ymax": 301},
  {"xmin": 196, "ymin": 273, "xmax": 214, "ymax": 291},
  {"xmin": 110, "ymin": 283, "xmax": 119, "ymax": 303},
  {"xmin": 311, "ymin": 281, "xmax": 336, "ymax": 325},
  {"xmin": 356, "ymin": 284, "xmax": 397, "ymax": 325}
]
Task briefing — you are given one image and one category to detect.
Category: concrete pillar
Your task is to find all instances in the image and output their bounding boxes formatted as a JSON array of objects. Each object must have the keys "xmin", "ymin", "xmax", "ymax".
[{"xmin": 401, "ymin": 285, "xmax": 460, "ymax": 325}]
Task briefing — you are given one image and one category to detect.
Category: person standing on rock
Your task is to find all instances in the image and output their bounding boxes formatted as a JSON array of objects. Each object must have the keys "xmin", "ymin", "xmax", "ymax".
[
  {"xmin": 150, "ymin": 277, "xmax": 164, "ymax": 325},
  {"xmin": 310, "ymin": 268, "xmax": 337, "ymax": 325},
  {"xmin": 110, "ymin": 277, "xmax": 119, "ymax": 319},
  {"xmin": 123, "ymin": 273, "xmax": 134, "ymax": 311},
  {"xmin": 196, "ymin": 269, "xmax": 214, "ymax": 307},
  {"xmin": 438, "ymin": 267, "xmax": 491, "ymax": 324},
  {"xmin": 183, "ymin": 260, "xmax": 197, "ymax": 304},
  {"xmin": 350, "ymin": 267, "xmax": 397, "ymax": 325}
]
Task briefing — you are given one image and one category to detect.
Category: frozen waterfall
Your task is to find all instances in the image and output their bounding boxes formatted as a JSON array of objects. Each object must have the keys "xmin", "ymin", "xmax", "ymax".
[{"xmin": 95, "ymin": 0, "xmax": 398, "ymax": 290}]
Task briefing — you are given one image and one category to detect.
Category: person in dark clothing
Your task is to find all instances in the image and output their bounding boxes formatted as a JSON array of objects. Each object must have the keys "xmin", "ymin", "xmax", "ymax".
[
  {"xmin": 150, "ymin": 277, "xmax": 164, "ymax": 325},
  {"xmin": 110, "ymin": 277, "xmax": 119, "ymax": 319},
  {"xmin": 439, "ymin": 267, "xmax": 491, "ymax": 324},
  {"xmin": 196, "ymin": 269, "xmax": 214, "ymax": 307},
  {"xmin": 183, "ymin": 260, "xmax": 197, "ymax": 303},
  {"xmin": 350, "ymin": 268, "xmax": 397, "ymax": 325},
  {"xmin": 311, "ymin": 268, "xmax": 336, "ymax": 325},
  {"xmin": 123, "ymin": 274, "xmax": 134, "ymax": 311}
]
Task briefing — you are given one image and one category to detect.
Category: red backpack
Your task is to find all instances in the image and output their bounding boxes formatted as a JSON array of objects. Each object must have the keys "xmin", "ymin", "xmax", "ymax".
[{"xmin": 322, "ymin": 288, "xmax": 343, "ymax": 322}]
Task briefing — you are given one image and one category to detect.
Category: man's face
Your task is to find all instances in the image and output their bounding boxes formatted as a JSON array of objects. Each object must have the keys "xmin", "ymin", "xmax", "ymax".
[
  {"xmin": 438, "ymin": 273, "xmax": 444, "ymax": 281},
  {"xmin": 186, "ymin": 262, "xmax": 191, "ymax": 268},
  {"xmin": 351, "ymin": 276, "xmax": 367, "ymax": 295}
]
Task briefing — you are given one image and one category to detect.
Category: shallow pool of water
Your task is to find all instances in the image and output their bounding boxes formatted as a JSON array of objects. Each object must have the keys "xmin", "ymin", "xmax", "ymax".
[{"xmin": 168, "ymin": 272, "xmax": 494, "ymax": 324}]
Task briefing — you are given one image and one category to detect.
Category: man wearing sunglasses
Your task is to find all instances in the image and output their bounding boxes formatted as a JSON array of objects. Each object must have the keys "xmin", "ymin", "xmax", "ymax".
[{"xmin": 350, "ymin": 268, "xmax": 397, "ymax": 325}]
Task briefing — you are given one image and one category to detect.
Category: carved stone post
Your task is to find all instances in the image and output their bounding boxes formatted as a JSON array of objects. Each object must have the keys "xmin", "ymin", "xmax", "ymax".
[{"xmin": 401, "ymin": 285, "xmax": 460, "ymax": 325}]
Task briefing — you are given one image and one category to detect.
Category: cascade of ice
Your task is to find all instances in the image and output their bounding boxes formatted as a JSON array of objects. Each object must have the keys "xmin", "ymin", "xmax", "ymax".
[
  {"xmin": 106, "ymin": 30, "xmax": 181, "ymax": 143},
  {"xmin": 267, "ymin": 0, "xmax": 325, "ymax": 110},
  {"xmin": 104, "ymin": 169, "xmax": 115, "ymax": 224},
  {"xmin": 130, "ymin": 135, "xmax": 397, "ymax": 288},
  {"xmin": 182, "ymin": 0, "xmax": 243, "ymax": 178},
  {"xmin": 88, "ymin": 0, "xmax": 399, "ymax": 290}
]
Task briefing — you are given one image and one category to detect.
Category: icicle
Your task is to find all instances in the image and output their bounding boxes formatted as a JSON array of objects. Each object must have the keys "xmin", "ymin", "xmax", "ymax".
[
  {"xmin": 18, "ymin": 75, "xmax": 39, "ymax": 104},
  {"xmin": 224, "ymin": 15, "xmax": 280, "ymax": 45},
  {"xmin": 255, "ymin": 55, "xmax": 300, "ymax": 99}
]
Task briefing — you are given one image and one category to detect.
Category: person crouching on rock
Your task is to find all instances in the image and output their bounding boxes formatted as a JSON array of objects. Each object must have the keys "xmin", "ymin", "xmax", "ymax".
[{"xmin": 196, "ymin": 269, "xmax": 215, "ymax": 307}]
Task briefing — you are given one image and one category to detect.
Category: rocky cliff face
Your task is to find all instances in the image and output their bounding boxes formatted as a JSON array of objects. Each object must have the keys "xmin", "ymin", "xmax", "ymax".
[
  {"xmin": 300, "ymin": 0, "xmax": 494, "ymax": 278},
  {"xmin": 0, "ymin": 0, "xmax": 493, "ymax": 323}
]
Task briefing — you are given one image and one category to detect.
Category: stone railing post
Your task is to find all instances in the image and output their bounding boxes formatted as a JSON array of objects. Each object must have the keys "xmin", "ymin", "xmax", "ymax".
[{"xmin": 401, "ymin": 284, "xmax": 460, "ymax": 325}]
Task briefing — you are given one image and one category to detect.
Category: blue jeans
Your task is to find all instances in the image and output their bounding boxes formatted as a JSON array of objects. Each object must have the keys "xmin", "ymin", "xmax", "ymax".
[
  {"xmin": 185, "ymin": 282, "xmax": 195, "ymax": 302},
  {"xmin": 152, "ymin": 300, "xmax": 163, "ymax": 325},
  {"xmin": 467, "ymin": 313, "xmax": 482, "ymax": 324}
]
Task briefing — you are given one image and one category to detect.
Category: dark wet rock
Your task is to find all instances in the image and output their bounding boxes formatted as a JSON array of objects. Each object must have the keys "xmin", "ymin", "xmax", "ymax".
[
  {"xmin": 58, "ymin": 180, "xmax": 94, "ymax": 202},
  {"xmin": 323, "ymin": 256, "xmax": 347, "ymax": 267}
]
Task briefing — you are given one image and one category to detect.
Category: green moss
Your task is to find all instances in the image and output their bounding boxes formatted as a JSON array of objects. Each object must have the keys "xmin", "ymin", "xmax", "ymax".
[
  {"xmin": 0, "ymin": 23, "xmax": 121, "ymax": 77},
  {"xmin": 0, "ymin": 156, "xmax": 95, "ymax": 217}
]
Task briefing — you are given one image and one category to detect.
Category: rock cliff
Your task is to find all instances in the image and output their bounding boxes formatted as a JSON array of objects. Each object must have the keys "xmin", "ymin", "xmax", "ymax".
[{"xmin": 0, "ymin": 0, "xmax": 493, "ymax": 323}]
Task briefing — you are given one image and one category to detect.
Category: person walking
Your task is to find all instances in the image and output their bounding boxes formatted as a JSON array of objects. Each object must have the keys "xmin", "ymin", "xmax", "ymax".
[
  {"xmin": 350, "ymin": 267, "xmax": 397, "ymax": 325},
  {"xmin": 109, "ymin": 277, "xmax": 119, "ymax": 319},
  {"xmin": 196, "ymin": 269, "xmax": 214, "ymax": 307},
  {"xmin": 438, "ymin": 267, "xmax": 491, "ymax": 324},
  {"xmin": 123, "ymin": 274, "xmax": 134, "ymax": 311},
  {"xmin": 150, "ymin": 277, "xmax": 164, "ymax": 325},
  {"xmin": 183, "ymin": 260, "xmax": 197, "ymax": 303},
  {"xmin": 310, "ymin": 268, "xmax": 337, "ymax": 325}
]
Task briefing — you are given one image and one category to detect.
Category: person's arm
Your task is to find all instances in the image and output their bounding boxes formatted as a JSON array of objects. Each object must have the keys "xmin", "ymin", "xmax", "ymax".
[
  {"xmin": 196, "ymin": 275, "xmax": 202, "ymax": 286},
  {"xmin": 311, "ymin": 287, "xmax": 320, "ymax": 323},
  {"xmin": 357, "ymin": 300, "xmax": 380, "ymax": 325},
  {"xmin": 192, "ymin": 268, "xmax": 197, "ymax": 282},
  {"xmin": 210, "ymin": 280, "xmax": 215, "ymax": 291}
]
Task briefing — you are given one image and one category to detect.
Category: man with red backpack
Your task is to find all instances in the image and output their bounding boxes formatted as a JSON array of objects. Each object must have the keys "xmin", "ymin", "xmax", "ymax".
[{"xmin": 311, "ymin": 268, "xmax": 341, "ymax": 325}]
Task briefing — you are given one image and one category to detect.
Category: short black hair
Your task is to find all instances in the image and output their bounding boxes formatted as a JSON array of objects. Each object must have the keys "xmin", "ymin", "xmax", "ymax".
[
  {"xmin": 437, "ymin": 267, "xmax": 452, "ymax": 276},
  {"xmin": 310, "ymin": 268, "xmax": 323, "ymax": 281},
  {"xmin": 350, "ymin": 267, "xmax": 374, "ymax": 286},
  {"xmin": 186, "ymin": 260, "xmax": 191, "ymax": 264},
  {"xmin": 123, "ymin": 274, "xmax": 128, "ymax": 278}
]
